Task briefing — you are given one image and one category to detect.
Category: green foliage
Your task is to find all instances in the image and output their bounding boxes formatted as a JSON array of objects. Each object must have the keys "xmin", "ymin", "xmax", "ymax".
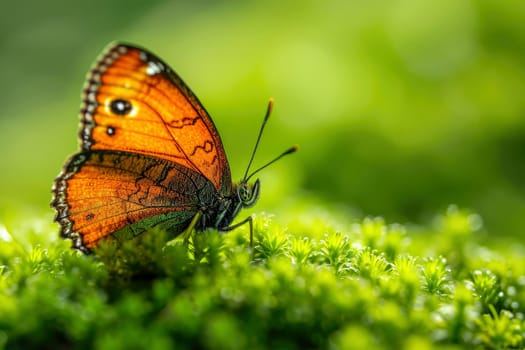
[
  {"xmin": 1, "ymin": 207, "xmax": 524, "ymax": 349},
  {"xmin": 476, "ymin": 306, "xmax": 523, "ymax": 349}
]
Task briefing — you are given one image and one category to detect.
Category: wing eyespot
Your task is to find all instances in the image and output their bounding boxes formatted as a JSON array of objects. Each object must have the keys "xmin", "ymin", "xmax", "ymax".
[{"xmin": 109, "ymin": 99, "xmax": 133, "ymax": 116}]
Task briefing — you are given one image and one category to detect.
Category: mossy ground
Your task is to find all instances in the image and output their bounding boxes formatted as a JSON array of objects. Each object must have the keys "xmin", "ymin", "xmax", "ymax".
[{"xmin": 1, "ymin": 204, "xmax": 524, "ymax": 349}]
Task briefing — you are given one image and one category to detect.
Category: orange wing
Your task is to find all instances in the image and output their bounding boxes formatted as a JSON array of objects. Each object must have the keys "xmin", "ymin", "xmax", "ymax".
[
  {"xmin": 80, "ymin": 43, "xmax": 231, "ymax": 194},
  {"xmin": 53, "ymin": 151, "xmax": 214, "ymax": 252}
]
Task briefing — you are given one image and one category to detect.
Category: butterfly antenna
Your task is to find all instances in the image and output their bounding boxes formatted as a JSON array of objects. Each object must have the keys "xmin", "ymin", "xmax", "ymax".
[
  {"xmin": 245, "ymin": 145, "xmax": 298, "ymax": 182},
  {"xmin": 242, "ymin": 99, "xmax": 275, "ymax": 181}
]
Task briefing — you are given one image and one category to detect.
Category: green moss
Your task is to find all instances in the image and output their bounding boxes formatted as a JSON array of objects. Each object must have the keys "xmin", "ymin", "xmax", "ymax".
[{"xmin": 1, "ymin": 206, "xmax": 524, "ymax": 349}]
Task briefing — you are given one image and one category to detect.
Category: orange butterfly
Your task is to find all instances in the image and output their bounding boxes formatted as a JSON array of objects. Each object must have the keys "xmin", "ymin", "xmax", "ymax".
[{"xmin": 52, "ymin": 42, "xmax": 296, "ymax": 253}]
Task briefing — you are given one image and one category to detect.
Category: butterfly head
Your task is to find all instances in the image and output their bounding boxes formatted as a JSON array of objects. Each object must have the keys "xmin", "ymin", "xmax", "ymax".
[{"xmin": 237, "ymin": 178, "xmax": 261, "ymax": 208}]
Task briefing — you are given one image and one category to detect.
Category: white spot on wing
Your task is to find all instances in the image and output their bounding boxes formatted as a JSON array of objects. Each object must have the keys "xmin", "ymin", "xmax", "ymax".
[{"xmin": 146, "ymin": 60, "xmax": 164, "ymax": 76}]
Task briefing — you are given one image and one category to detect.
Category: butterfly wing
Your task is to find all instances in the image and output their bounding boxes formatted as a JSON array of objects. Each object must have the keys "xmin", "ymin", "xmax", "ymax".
[
  {"xmin": 53, "ymin": 151, "xmax": 214, "ymax": 252},
  {"xmin": 80, "ymin": 43, "xmax": 231, "ymax": 193},
  {"xmin": 52, "ymin": 43, "xmax": 231, "ymax": 251}
]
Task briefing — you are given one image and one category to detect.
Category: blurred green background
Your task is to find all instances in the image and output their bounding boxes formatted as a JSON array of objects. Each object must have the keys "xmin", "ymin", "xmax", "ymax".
[{"xmin": 1, "ymin": 0, "xmax": 525, "ymax": 237}]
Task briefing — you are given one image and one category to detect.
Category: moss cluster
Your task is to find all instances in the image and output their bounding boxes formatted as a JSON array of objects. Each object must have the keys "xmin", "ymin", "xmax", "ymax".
[{"xmin": 1, "ymin": 206, "xmax": 524, "ymax": 349}]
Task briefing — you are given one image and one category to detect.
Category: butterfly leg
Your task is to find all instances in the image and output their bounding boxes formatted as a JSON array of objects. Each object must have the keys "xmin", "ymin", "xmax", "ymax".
[
  {"xmin": 181, "ymin": 211, "xmax": 202, "ymax": 245},
  {"xmin": 221, "ymin": 215, "xmax": 254, "ymax": 248}
]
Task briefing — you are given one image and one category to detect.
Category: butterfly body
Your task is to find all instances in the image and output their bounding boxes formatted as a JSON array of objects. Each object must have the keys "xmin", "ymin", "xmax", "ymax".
[{"xmin": 52, "ymin": 43, "xmax": 260, "ymax": 253}]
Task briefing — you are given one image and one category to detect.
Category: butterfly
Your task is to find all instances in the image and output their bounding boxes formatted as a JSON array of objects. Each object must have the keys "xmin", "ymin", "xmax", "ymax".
[{"xmin": 52, "ymin": 42, "xmax": 297, "ymax": 254}]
